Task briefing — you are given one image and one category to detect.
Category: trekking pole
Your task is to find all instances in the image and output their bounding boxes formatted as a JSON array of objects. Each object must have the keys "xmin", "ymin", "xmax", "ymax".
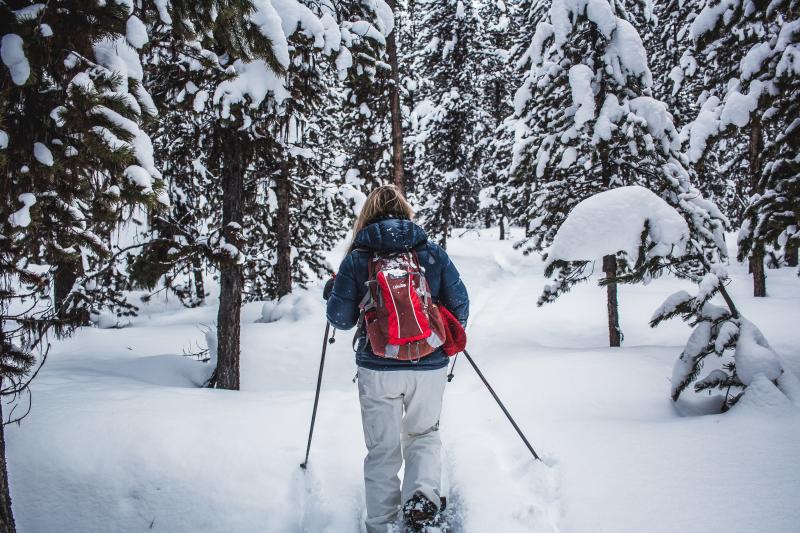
[
  {"xmin": 462, "ymin": 349, "xmax": 541, "ymax": 461},
  {"xmin": 300, "ymin": 321, "xmax": 334, "ymax": 469}
]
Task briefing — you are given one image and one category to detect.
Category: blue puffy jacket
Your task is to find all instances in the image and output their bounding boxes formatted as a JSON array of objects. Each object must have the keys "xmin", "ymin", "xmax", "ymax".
[{"xmin": 326, "ymin": 218, "xmax": 469, "ymax": 371}]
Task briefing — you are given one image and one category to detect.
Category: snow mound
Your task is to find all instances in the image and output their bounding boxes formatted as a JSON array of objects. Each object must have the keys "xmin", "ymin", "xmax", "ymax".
[
  {"xmin": 687, "ymin": 96, "xmax": 721, "ymax": 163},
  {"xmin": 124, "ymin": 165, "xmax": 153, "ymax": 191},
  {"xmin": 776, "ymin": 372, "xmax": 800, "ymax": 407},
  {"xmin": 605, "ymin": 18, "xmax": 652, "ymax": 87},
  {"xmin": 651, "ymin": 290, "xmax": 692, "ymax": 323},
  {"xmin": 733, "ymin": 375, "xmax": 792, "ymax": 412},
  {"xmin": 547, "ymin": 185, "xmax": 689, "ymax": 264},
  {"xmin": 735, "ymin": 318, "xmax": 784, "ymax": 386},
  {"xmin": 259, "ymin": 292, "xmax": 323, "ymax": 323},
  {"xmin": 91, "ymin": 353, "xmax": 213, "ymax": 388}
]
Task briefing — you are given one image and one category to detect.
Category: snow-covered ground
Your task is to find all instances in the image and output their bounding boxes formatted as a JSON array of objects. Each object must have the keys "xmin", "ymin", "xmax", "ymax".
[{"xmin": 7, "ymin": 229, "xmax": 800, "ymax": 533}]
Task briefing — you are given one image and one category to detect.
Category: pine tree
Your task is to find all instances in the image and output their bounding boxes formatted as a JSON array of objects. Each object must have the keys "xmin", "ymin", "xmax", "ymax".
[
  {"xmin": 1, "ymin": 1, "xmax": 165, "ymax": 529},
  {"xmin": 494, "ymin": 0, "xmax": 548, "ymax": 237},
  {"xmin": 474, "ymin": 0, "xmax": 514, "ymax": 238},
  {"xmin": 396, "ymin": 0, "xmax": 423, "ymax": 193},
  {"xmin": 384, "ymin": 0, "xmax": 406, "ymax": 192},
  {"xmin": 139, "ymin": 0, "xmax": 306, "ymax": 390},
  {"xmin": 132, "ymin": 4, "xmax": 223, "ymax": 308},
  {"xmin": 650, "ymin": 265, "xmax": 790, "ymax": 412},
  {"xmin": 410, "ymin": 0, "xmax": 483, "ymax": 248},
  {"xmin": 244, "ymin": 4, "xmax": 348, "ymax": 301},
  {"xmin": 612, "ymin": 2, "xmax": 743, "ymax": 223},
  {"xmin": 723, "ymin": 1, "xmax": 800, "ymax": 277},
  {"xmin": 337, "ymin": 1, "xmax": 395, "ymax": 193},
  {"xmin": 513, "ymin": 0, "xmax": 727, "ymax": 346},
  {"xmin": 135, "ymin": 1, "xmax": 361, "ymax": 388},
  {"xmin": 675, "ymin": 0, "xmax": 800, "ymax": 296}
]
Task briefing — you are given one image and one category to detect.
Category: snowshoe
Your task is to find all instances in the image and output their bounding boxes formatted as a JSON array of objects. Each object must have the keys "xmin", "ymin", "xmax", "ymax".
[{"xmin": 402, "ymin": 494, "xmax": 449, "ymax": 532}]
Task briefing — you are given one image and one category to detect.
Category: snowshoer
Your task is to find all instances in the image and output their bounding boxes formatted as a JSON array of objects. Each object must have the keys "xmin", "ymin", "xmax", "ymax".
[{"xmin": 325, "ymin": 185, "xmax": 469, "ymax": 533}]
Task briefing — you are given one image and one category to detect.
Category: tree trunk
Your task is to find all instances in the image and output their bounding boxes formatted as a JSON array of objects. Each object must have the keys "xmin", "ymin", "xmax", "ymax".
[
  {"xmin": 749, "ymin": 121, "xmax": 766, "ymax": 297},
  {"xmin": 751, "ymin": 248, "xmax": 767, "ymax": 297},
  {"xmin": 499, "ymin": 202, "xmax": 507, "ymax": 241},
  {"xmin": 440, "ymin": 190, "xmax": 451, "ymax": 250},
  {"xmin": 785, "ymin": 240, "xmax": 798, "ymax": 267},
  {"xmin": 595, "ymin": 62, "xmax": 620, "ymax": 346},
  {"xmin": 211, "ymin": 131, "xmax": 247, "ymax": 390},
  {"xmin": 275, "ymin": 166, "xmax": 292, "ymax": 298},
  {"xmin": 52, "ymin": 258, "xmax": 90, "ymax": 325},
  {"xmin": 0, "ymin": 396, "xmax": 17, "ymax": 533},
  {"xmin": 386, "ymin": 0, "xmax": 405, "ymax": 194},
  {"xmin": 191, "ymin": 255, "xmax": 205, "ymax": 304},
  {"xmin": 53, "ymin": 260, "xmax": 78, "ymax": 313},
  {"xmin": 603, "ymin": 255, "xmax": 622, "ymax": 347}
]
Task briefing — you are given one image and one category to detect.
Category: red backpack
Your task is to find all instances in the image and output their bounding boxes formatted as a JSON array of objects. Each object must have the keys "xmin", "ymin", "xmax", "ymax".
[{"xmin": 360, "ymin": 250, "xmax": 448, "ymax": 360}]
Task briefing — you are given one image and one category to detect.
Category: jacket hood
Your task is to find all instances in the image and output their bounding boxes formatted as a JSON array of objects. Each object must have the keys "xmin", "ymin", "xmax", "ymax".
[{"xmin": 353, "ymin": 218, "xmax": 428, "ymax": 251}]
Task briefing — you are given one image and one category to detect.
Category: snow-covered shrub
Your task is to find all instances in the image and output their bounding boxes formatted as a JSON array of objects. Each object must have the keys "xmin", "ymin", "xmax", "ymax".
[{"xmin": 652, "ymin": 268, "xmax": 789, "ymax": 412}]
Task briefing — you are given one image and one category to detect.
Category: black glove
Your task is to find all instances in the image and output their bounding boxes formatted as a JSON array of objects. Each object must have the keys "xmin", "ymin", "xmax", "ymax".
[{"xmin": 323, "ymin": 276, "xmax": 335, "ymax": 301}]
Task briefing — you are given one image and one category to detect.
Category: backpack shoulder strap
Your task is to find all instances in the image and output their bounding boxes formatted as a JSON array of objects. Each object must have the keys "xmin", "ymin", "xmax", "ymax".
[{"xmin": 366, "ymin": 249, "xmax": 379, "ymax": 280}]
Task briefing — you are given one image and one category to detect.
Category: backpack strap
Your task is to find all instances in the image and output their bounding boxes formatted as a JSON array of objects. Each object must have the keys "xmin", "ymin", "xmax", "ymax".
[
  {"xmin": 352, "ymin": 281, "xmax": 372, "ymax": 351},
  {"xmin": 367, "ymin": 250, "xmax": 376, "ymax": 281}
]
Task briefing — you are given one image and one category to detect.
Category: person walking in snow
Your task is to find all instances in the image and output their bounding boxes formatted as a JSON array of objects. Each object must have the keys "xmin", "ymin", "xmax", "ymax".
[{"xmin": 325, "ymin": 185, "xmax": 469, "ymax": 532}]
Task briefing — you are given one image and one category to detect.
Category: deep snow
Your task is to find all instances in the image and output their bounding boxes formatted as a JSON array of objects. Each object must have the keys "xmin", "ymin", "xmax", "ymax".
[{"xmin": 6, "ymin": 229, "xmax": 800, "ymax": 533}]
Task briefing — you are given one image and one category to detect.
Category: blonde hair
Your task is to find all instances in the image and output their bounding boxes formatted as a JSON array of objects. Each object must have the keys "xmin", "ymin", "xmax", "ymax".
[{"xmin": 349, "ymin": 185, "xmax": 414, "ymax": 252}]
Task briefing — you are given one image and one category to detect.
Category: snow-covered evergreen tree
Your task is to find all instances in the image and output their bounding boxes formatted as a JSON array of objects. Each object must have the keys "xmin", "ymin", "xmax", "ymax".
[
  {"xmin": 137, "ymin": 1, "xmax": 355, "ymax": 308},
  {"xmin": 131, "ymin": 5, "xmax": 224, "ymax": 309},
  {"xmin": 410, "ymin": 0, "xmax": 483, "ymax": 248},
  {"xmin": 512, "ymin": 0, "xmax": 727, "ymax": 346},
  {"xmin": 676, "ymin": 0, "xmax": 800, "ymax": 294},
  {"xmin": 493, "ymin": 0, "xmax": 547, "ymax": 236},
  {"xmin": 244, "ymin": 6, "xmax": 348, "ymax": 301},
  {"xmin": 336, "ymin": 1, "xmax": 395, "ymax": 192},
  {"xmin": 395, "ymin": 0, "xmax": 423, "ymax": 193},
  {"xmin": 725, "ymin": 1, "xmax": 799, "ymax": 275},
  {"xmin": 0, "ymin": 0, "xmax": 168, "ymax": 526},
  {"xmin": 514, "ymin": 0, "xmax": 727, "ymax": 262},
  {"xmin": 474, "ymin": 0, "xmax": 514, "ymax": 237},
  {"xmin": 135, "ymin": 1, "xmax": 372, "ymax": 388},
  {"xmin": 545, "ymin": 187, "xmax": 790, "ymax": 413},
  {"xmin": 651, "ymin": 266, "xmax": 790, "ymax": 412},
  {"xmin": 1, "ymin": 0, "xmax": 165, "ymax": 373}
]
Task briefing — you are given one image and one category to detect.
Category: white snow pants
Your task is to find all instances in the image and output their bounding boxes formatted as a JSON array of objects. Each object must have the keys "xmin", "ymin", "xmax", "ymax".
[{"xmin": 357, "ymin": 366, "xmax": 447, "ymax": 533}]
